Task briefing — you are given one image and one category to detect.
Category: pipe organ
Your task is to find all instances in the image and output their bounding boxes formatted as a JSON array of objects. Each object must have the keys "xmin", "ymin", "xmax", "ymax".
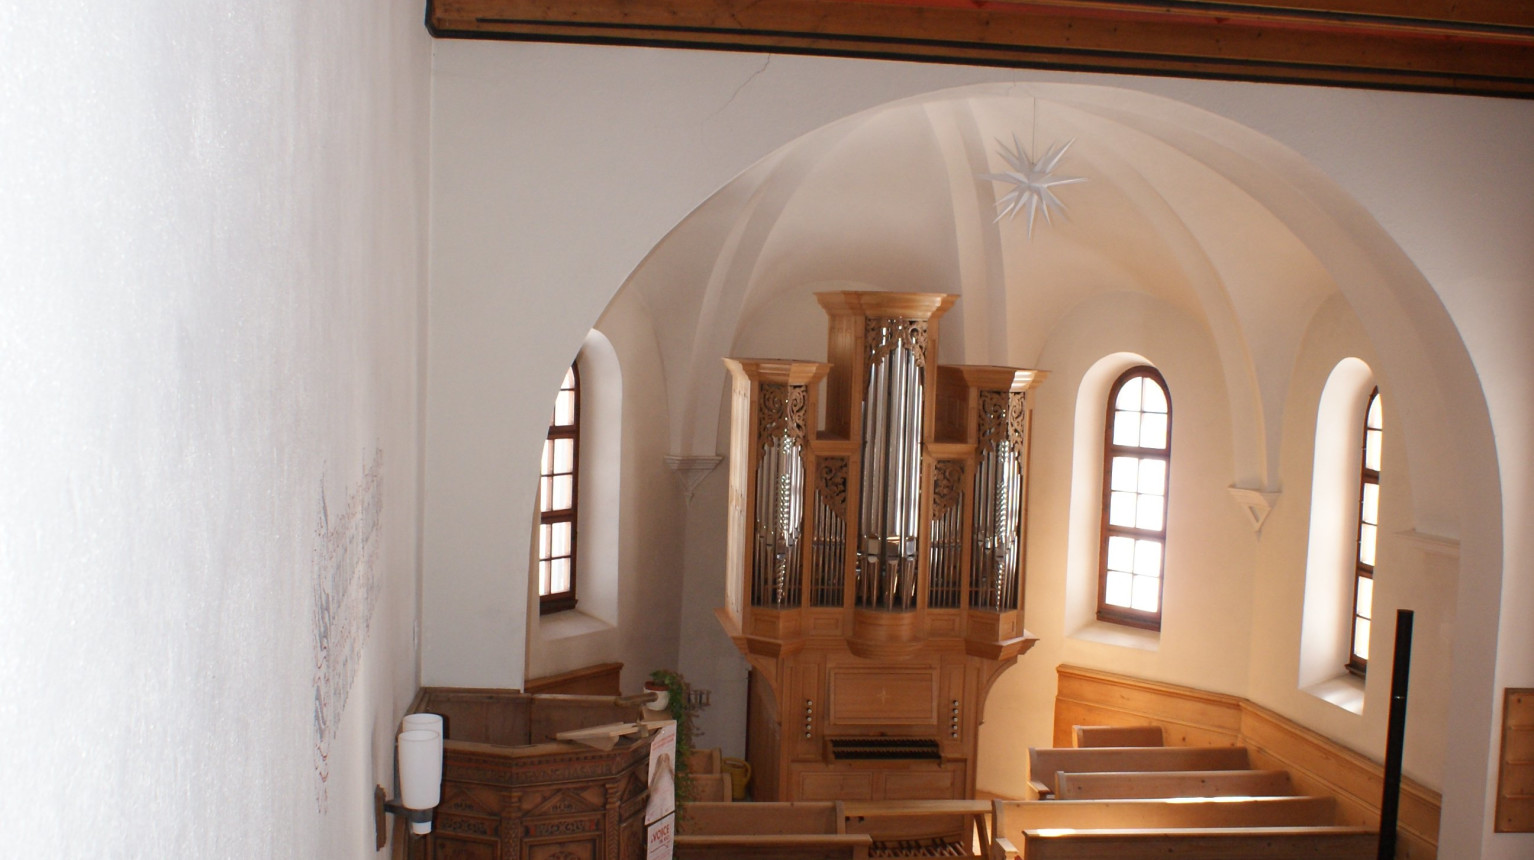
[{"xmin": 717, "ymin": 292, "xmax": 1045, "ymax": 801}]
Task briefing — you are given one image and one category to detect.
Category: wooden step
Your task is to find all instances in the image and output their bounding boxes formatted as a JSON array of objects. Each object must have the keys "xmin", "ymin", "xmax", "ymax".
[{"xmin": 1056, "ymin": 768, "xmax": 1293, "ymax": 800}]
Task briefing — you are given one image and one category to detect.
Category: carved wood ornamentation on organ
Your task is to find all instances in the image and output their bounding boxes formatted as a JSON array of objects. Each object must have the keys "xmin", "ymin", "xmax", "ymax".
[{"xmin": 716, "ymin": 292, "xmax": 1046, "ymax": 802}]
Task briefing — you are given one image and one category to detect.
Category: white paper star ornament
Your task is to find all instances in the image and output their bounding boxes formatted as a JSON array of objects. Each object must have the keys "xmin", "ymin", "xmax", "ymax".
[{"xmin": 981, "ymin": 135, "xmax": 1087, "ymax": 237}]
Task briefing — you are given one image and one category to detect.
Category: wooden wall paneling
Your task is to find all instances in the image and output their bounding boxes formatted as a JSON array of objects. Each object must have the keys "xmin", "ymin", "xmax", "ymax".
[
  {"xmin": 1497, "ymin": 687, "xmax": 1534, "ymax": 832},
  {"xmin": 748, "ymin": 668, "xmax": 783, "ymax": 801},
  {"xmin": 829, "ymin": 664, "xmax": 938, "ymax": 727},
  {"xmin": 884, "ymin": 767, "xmax": 963, "ymax": 800},
  {"xmin": 1240, "ymin": 702, "xmax": 1440, "ymax": 855},
  {"xmin": 1053, "ymin": 666, "xmax": 1244, "ymax": 749},
  {"xmin": 798, "ymin": 768, "xmax": 876, "ymax": 801}
]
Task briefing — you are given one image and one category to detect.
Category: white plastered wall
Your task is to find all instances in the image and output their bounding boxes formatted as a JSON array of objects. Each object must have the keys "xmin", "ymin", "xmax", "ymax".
[
  {"xmin": 1246, "ymin": 296, "xmax": 1455, "ymax": 788},
  {"xmin": 523, "ymin": 294, "xmax": 688, "ymax": 693},
  {"xmin": 980, "ymin": 288, "xmax": 1256, "ymax": 786},
  {"xmin": 2, "ymin": 0, "xmax": 432, "ymax": 856},
  {"xmin": 426, "ymin": 41, "xmax": 1531, "ymax": 857}
]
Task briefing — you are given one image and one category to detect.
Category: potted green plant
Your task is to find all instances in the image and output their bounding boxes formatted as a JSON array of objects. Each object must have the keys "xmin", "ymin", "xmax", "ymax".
[{"xmin": 647, "ymin": 669, "xmax": 703, "ymax": 805}]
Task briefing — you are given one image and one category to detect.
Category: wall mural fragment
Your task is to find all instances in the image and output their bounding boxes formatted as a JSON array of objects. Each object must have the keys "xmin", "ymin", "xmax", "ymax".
[{"xmin": 312, "ymin": 448, "xmax": 385, "ymax": 810}]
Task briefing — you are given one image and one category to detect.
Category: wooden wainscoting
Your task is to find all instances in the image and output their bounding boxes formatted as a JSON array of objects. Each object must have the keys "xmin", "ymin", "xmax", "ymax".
[
  {"xmin": 1054, "ymin": 664, "xmax": 1442, "ymax": 859},
  {"xmin": 1496, "ymin": 688, "xmax": 1534, "ymax": 832}
]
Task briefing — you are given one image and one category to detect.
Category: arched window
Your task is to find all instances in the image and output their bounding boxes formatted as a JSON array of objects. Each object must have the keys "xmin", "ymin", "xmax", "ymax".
[
  {"xmin": 537, "ymin": 364, "xmax": 579, "ymax": 614},
  {"xmin": 1098, "ymin": 366, "xmax": 1171, "ymax": 630},
  {"xmin": 1298, "ymin": 357, "xmax": 1375, "ymax": 707},
  {"xmin": 1348, "ymin": 389, "xmax": 1382, "ymax": 676}
]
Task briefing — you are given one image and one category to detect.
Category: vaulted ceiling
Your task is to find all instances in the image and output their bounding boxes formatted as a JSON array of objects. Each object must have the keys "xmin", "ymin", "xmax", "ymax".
[
  {"xmin": 427, "ymin": 0, "xmax": 1534, "ymax": 98},
  {"xmin": 610, "ymin": 82, "xmax": 1463, "ymax": 506}
]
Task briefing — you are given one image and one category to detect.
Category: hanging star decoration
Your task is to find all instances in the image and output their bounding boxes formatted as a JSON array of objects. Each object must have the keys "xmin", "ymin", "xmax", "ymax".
[{"xmin": 981, "ymin": 135, "xmax": 1087, "ymax": 237}]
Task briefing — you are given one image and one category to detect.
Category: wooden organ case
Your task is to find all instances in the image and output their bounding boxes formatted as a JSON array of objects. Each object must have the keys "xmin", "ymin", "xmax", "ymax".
[{"xmin": 716, "ymin": 292, "xmax": 1045, "ymax": 802}]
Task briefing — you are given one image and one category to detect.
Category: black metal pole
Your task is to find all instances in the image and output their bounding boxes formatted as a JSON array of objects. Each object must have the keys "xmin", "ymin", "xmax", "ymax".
[{"xmin": 1378, "ymin": 609, "xmax": 1414, "ymax": 860}]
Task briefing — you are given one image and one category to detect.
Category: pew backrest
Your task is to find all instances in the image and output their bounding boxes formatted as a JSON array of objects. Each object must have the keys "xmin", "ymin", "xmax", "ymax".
[
  {"xmin": 1027, "ymin": 745, "xmax": 1250, "ymax": 798},
  {"xmin": 1017, "ymin": 825, "xmax": 1375, "ymax": 860},
  {"xmin": 680, "ymin": 801, "xmax": 845, "ymax": 835},
  {"xmin": 1073, "ymin": 725, "xmax": 1163, "ymax": 748},
  {"xmin": 674, "ymin": 833, "xmax": 872, "ymax": 860},
  {"xmin": 842, "ymin": 798, "xmax": 991, "ymax": 854},
  {"xmin": 1055, "ymin": 768, "xmax": 1293, "ymax": 800},
  {"xmin": 991, "ymin": 795, "xmax": 1336, "ymax": 850},
  {"xmin": 691, "ymin": 773, "xmax": 733, "ymax": 803}
]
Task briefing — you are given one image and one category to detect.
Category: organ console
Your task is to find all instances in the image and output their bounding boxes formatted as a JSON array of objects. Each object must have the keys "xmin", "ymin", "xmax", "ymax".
[{"xmin": 716, "ymin": 292, "xmax": 1046, "ymax": 801}]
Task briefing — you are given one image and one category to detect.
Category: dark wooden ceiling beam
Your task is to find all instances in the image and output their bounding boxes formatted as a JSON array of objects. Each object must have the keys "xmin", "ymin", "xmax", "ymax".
[{"xmin": 426, "ymin": 0, "xmax": 1534, "ymax": 98}]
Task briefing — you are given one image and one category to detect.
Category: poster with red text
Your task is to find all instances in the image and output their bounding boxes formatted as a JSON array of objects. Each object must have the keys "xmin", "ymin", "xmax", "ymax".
[
  {"xmin": 645, "ymin": 720, "xmax": 677, "ymax": 825},
  {"xmin": 646, "ymin": 813, "xmax": 674, "ymax": 860}
]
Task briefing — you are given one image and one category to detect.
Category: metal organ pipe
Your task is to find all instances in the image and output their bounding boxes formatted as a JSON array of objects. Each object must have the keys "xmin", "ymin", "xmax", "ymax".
[
  {"xmin": 971, "ymin": 391, "xmax": 1025, "ymax": 611},
  {"xmin": 752, "ymin": 382, "xmax": 809, "ymax": 608},
  {"xmin": 858, "ymin": 323, "xmax": 925, "ymax": 612}
]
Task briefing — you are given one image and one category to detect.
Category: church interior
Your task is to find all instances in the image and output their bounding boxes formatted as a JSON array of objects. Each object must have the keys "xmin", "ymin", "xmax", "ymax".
[{"xmin": 2, "ymin": 1, "xmax": 1531, "ymax": 857}]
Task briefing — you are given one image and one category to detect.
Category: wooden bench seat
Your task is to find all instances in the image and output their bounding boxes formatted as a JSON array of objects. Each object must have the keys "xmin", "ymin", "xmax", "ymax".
[
  {"xmin": 1072, "ymin": 725, "xmax": 1163, "ymax": 748},
  {"xmin": 1015, "ymin": 825, "xmax": 1376, "ymax": 859},
  {"xmin": 1027, "ymin": 746, "xmax": 1251, "ymax": 798},
  {"xmin": 1056, "ymin": 768, "xmax": 1293, "ymax": 800}
]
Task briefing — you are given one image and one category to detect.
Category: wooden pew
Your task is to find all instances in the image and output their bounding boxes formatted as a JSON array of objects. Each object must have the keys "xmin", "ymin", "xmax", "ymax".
[
  {"xmin": 1016, "ymin": 825, "xmax": 1376, "ymax": 859},
  {"xmin": 1027, "ymin": 746, "xmax": 1251, "ymax": 798},
  {"xmin": 843, "ymin": 798, "xmax": 992, "ymax": 858},
  {"xmin": 673, "ymin": 834, "xmax": 873, "ymax": 859},
  {"xmin": 691, "ymin": 772, "xmax": 733, "ymax": 802},
  {"xmin": 990, "ymin": 796, "xmax": 1337, "ymax": 858},
  {"xmin": 1056, "ymin": 768, "xmax": 1292, "ymax": 800},
  {"xmin": 1072, "ymin": 725, "xmax": 1163, "ymax": 748},
  {"xmin": 680, "ymin": 801, "xmax": 844, "ymax": 835},
  {"xmin": 687, "ymin": 747, "xmax": 732, "ymax": 802},
  {"xmin": 677, "ymin": 801, "xmax": 873, "ymax": 860},
  {"xmin": 992, "ymin": 795, "xmax": 1334, "ymax": 843}
]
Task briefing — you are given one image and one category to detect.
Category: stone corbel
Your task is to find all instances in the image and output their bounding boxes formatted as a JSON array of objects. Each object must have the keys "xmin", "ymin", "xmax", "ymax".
[
  {"xmin": 1228, "ymin": 485, "xmax": 1280, "ymax": 535},
  {"xmin": 665, "ymin": 454, "xmax": 723, "ymax": 504}
]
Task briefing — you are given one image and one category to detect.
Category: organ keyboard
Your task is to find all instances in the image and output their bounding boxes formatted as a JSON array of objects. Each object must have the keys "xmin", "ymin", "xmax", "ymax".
[{"xmin": 829, "ymin": 737, "xmax": 943, "ymax": 762}]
